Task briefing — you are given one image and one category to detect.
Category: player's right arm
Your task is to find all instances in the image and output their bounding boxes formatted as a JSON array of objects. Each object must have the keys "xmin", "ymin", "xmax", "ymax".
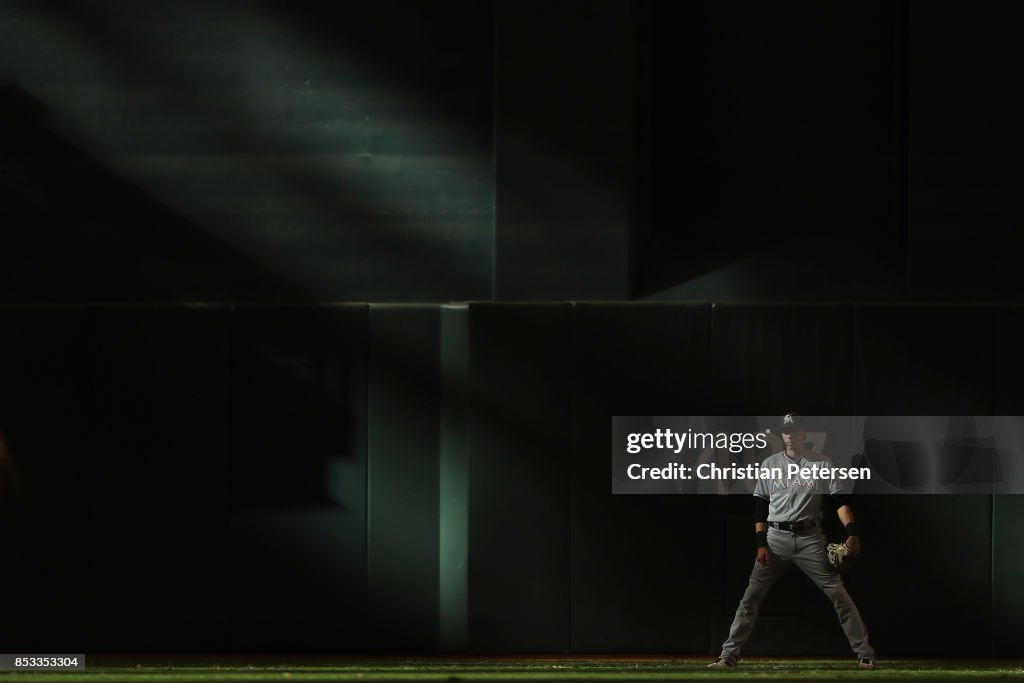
[{"xmin": 754, "ymin": 495, "xmax": 769, "ymax": 565}]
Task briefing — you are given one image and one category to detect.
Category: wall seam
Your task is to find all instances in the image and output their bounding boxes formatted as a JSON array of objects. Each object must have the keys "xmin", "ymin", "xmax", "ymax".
[{"xmin": 490, "ymin": 0, "xmax": 499, "ymax": 301}]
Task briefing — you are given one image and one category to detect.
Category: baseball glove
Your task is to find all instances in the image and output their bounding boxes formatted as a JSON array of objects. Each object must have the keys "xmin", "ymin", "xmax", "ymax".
[{"xmin": 826, "ymin": 542, "xmax": 857, "ymax": 572}]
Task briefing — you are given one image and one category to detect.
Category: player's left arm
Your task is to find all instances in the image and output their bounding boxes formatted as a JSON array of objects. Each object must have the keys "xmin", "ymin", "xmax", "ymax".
[
  {"xmin": 821, "ymin": 454, "xmax": 860, "ymax": 555},
  {"xmin": 833, "ymin": 495, "xmax": 860, "ymax": 556}
]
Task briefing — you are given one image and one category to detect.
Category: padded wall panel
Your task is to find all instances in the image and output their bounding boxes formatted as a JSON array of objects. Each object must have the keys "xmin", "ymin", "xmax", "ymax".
[
  {"xmin": 571, "ymin": 303, "xmax": 715, "ymax": 652},
  {"xmin": 852, "ymin": 306, "xmax": 994, "ymax": 415},
  {"xmin": 993, "ymin": 494, "xmax": 1024, "ymax": 656},
  {"xmin": 850, "ymin": 495, "xmax": 991, "ymax": 656},
  {"xmin": 993, "ymin": 307, "xmax": 1024, "ymax": 656},
  {"xmin": 0, "ymin": 310, "xmax": 95, "ymax": 650},
  {"xmin": 467, "ymin": 303, "xmax": 572, "ymax": 651},
  {"xmin": 226, "ymin": 304, "xmax": 367, "ymax": 648},
  {"xmin": 852, "ymin": 306, "xmax": 993, "ymax": 655},
  {"xmin": 87, "ymin": 307, "xmax": 233, "ymax": 648},
  {"xmin": 711, "ymin": 305, "xmax": 853, "ymax": 415},
  {"xmin": 994, "ymin": 307, "xmax": 1024, "ymax": 415},
  {"xmin": 367, "ymin": 305, "xmax": 441, "ymax": 650}
]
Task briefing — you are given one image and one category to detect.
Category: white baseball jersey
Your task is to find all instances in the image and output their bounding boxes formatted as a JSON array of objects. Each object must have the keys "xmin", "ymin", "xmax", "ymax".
[{"xmin": 753, "ymin": 451, "xmax": 845, "ymax": 523}]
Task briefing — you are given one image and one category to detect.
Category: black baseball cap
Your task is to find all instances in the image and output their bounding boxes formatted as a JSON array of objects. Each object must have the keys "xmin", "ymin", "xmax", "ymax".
[{"xmin": 779, "ymin": 412, "xmax": 807, "ymax": 433}]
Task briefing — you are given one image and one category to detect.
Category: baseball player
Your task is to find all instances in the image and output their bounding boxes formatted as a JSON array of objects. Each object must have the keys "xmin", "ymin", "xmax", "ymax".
[{"xmin": 708, "ymin": 413, "xmax": 876, "ymax": 670}]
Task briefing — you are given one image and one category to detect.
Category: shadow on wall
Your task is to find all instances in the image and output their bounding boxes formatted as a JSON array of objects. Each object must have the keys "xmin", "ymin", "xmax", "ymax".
[
  {"xmin": 634, "ymin": 1, "xmax": 906, "ymax": 300},
  {"xmin": 0, "ymin": 84, "xmax": 301, "ymax": 302},
  {"xmin": 1, "ymin": 0, "xmax": 495, "ymax": 301}
]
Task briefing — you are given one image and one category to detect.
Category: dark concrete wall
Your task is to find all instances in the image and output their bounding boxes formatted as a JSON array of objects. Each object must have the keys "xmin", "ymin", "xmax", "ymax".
[
  {"xmin": 0, "ymin": 0, "xmax": 635, "ymax": 304},
  {"xmin": 4, "ymin": 1, "xmax": 1023, "ymax": 305},
  {"xmin": 0, "ymin": 1, "xmax": 494, "ymax": 302},
  {"xmin": 908, "ymin": 3, "xmax": 1024, "ymax": 301},
  {"xmin": 638, "ymin": 1, "xmax": 1024, "ymax": 305},
  {"xmin": 494, "ymin": 0, "xmax": 632, "ymax": 300},
  {"xmin": 638, "ymin": 0, "xmax": 905, "ymax": 300}
]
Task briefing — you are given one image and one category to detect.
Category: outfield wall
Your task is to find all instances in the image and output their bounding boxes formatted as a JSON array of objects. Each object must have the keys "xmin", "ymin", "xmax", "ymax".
[{"xmin": 0, "ymin": 302, "xmax": 1019, "ymax": 656}]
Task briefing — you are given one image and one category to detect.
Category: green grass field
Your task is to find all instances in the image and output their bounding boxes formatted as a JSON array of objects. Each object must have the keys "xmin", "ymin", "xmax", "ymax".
[{"xmin": 3, "ymin": 658, "xmax": 1024, "ymax": 683}]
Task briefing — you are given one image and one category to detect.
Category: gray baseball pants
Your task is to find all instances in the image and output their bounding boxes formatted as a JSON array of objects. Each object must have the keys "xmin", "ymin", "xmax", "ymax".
[{"xmin": 719, "ymin": 528, "xmax": 875, "ymax": 664}]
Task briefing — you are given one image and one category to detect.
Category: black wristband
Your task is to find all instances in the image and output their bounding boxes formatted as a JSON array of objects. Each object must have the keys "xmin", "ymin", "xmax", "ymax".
[
  {"xmin": 845, "ymin": 522, "xmax": 859, "ymax": 537},
  {"xmin": 755, "ymin": 530, "xmax": 768, "ymax": 548}
]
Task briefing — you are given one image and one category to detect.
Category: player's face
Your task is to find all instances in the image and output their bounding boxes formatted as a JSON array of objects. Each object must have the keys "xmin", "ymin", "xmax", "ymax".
[{"xmin": 781, "ymin": 426, "xmax": 806, "ymax": 449}]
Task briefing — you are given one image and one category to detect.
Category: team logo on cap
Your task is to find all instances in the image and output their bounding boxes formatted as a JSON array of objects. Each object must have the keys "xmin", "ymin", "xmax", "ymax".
[{"xmin": 783, "ymin": 414, "xmax": 796, "ymax": 425}]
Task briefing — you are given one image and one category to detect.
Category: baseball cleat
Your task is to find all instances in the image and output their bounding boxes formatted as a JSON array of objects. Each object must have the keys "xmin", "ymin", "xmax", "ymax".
[
  {"xmin": 707, "ymin": 658, "xmax": 736, "ymax": 670},
  {"xmin": 858, "ymin": 658, "xmax": 876, "ymax": 669}
]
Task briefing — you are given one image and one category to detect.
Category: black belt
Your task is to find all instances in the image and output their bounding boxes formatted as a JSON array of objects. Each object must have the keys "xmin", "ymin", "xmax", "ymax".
[{"xmin": 769, "ymin": 520, "xmax": 818, "ymax": 533}]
